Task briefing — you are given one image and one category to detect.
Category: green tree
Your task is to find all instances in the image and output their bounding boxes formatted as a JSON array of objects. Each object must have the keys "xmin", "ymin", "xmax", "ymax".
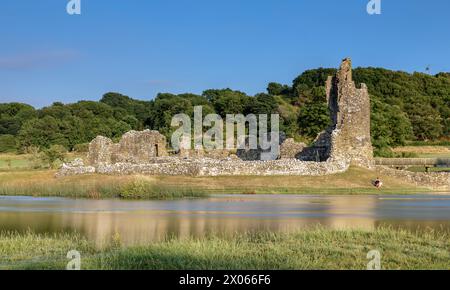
[
  {"xmin": 41, "ymin": 145, "xmax": 68, "ymax": 169},
  {"xmin": 18, "ymin": 116, "xmax": 66, "ymax": 149},
  {"xmin": 146, "ymin": 94, "xmax": 191, "ymax": 136},
  {"xmin": 247, "ymin": 93, "xmax": 278, "ymax": 115},
  {"xmin": 298, "ymin": 103, "xmax": 330, "ymax": 138},
  {"xmin": 370, "ymin": 98, "xmax": 413, "ymax": 156},
  {"xmin": 267, "ymin": 82, "xmax": 291, "ymax": 96},
  {"xmin": 0, "ymin": 103, "xmax": 36, "ymax": 135},
  {"xmin": 203, "ymin": 89, "xmax": 251, "ymax": 116},
  {"xmin": 407, "ymin": 103, "xmax": 443, "ymax": 140},
  {"xmin": 101, "ymin": 92, "xmax": 152, "ymax": 128}
]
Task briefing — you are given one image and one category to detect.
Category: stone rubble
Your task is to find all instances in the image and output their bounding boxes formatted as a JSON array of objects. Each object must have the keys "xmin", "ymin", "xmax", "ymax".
[
  {"xmin": 56, "ymin": 158, "xmax": 95, "ymax": 177},
  {"xmin": 279, "ymin": 138, "xmax": 307, "ymax": 159}
]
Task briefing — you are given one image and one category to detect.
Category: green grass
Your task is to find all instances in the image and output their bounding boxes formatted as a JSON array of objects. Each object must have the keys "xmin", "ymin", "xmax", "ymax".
[
  {"xmin": 392, "ymin": 146, "xmax": 450, "ymax": 159},
  {"xmin": 0, "ymin": 227, "xmax": 448, "ymax": 270},
  {"xmin": 0, "ymin": 154, "xmax": 29, "ymax": 170},
  {"xmin": 416, "ymin": 153, "xmax": 450, "ymax": 158},
  {"xmin": 0, "ymin": 153, "xmax": 87, "ymax": 172}
]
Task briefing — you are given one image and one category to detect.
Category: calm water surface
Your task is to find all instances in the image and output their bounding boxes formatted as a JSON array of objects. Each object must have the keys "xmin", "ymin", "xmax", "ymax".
[{"xmin": 0, "ymin": 194, "xmax": 449, "ymax": 246}]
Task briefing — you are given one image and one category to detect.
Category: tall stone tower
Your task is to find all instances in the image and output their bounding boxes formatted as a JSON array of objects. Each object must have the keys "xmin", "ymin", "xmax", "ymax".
[
  {"xmin": 299, "ymin": 58, "xmax": 373, "ymax": 167},
  {"xmin": 325, "ymin": 58, "xmax": 374, "ymax": 167}
]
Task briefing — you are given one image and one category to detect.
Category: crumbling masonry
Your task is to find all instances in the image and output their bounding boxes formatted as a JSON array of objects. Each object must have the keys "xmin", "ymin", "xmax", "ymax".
[
  {"xmin": 299, "ymin": 58, "xmax": 374, "ymax": 167},
  {"xmin": 88, "ymin": 130, "xmax": 167, "ymax": 165}
]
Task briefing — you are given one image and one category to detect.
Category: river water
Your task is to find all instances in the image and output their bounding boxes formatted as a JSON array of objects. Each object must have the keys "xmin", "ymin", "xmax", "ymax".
[{"xmin": 0, "ymin": 194, "xmax": 449, "ymax": 246}]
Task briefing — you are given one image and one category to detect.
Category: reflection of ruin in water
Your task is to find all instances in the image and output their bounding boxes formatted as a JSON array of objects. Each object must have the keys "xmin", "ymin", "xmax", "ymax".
[{"xmin": 1, "ymin": 195, "xmax": 449, "ymax": 248}]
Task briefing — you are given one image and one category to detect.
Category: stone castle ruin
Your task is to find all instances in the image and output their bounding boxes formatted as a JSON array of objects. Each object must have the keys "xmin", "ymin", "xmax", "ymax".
[
  {"xmin": 88, "ymin": 130, "xmax": 167, "ymax": 165},
  {"xmin": 58, "ymin": 58, "xmax": 375, "ymax": 177},
  {"xmin": 299, "ymin": 58, "xmax": 373, "ymax": 167}
]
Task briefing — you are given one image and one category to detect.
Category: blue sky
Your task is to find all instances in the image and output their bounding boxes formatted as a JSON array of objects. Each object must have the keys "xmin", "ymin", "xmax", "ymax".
[{"xmin": 0, "ymin": 0, "xmax": 449, "ymax": 108}]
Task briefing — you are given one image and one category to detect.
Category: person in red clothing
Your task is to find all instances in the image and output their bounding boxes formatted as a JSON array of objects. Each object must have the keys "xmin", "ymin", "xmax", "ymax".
[{"xmin": 373, "ymin": 177, "xmax": 383, "ymax": 189}]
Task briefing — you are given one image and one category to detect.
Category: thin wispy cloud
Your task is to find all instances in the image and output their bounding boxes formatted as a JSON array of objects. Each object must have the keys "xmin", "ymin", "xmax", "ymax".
[{"xmin": 0, "ymin": 50, "xmax": 79, "ymax": 70}]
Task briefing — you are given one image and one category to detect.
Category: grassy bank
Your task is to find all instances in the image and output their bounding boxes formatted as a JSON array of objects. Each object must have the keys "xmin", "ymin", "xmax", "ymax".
[
  {"xmin": 392, "ymin": 145, "xmax": 450, "ymax": 159},
  {"xmin": 0, "ymin": 166, "xmax": 441, "ymax": 199},
  {"xmin": 0, "ymin": 227, "xmax": 448, "ymax": 270},
  {"xmin": 0, "ymin": 153, "xmax": 30, "ymax": 170},
  {"xmin": 0, "ymin": 172, "xmax": 208, "ymax": 199}
]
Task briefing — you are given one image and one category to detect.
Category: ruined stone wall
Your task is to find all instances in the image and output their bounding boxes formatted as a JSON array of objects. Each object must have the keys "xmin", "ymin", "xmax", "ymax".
[
  {"xmin": 376, "ymin": 166, "xmax": 450, "ymax": 190},
  {"xmin": 58, "ymin": 157, "xmax": 350, "ymax": 177},
  {"xmin": 178, "ymin": 148, "xmax": 231, "ymax": 159},
  {"xmin": 87, "ymin": 130, "xmax": 167, "ymax": 165},
  {"xmin": 88, "ymin": 136, "xmax": 114, "ymax": 165}
]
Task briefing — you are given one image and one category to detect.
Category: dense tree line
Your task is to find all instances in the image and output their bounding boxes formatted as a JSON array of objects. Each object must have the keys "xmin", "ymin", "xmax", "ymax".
[{"xmin": 0, "ymin": 67, "xmax": 449, "ymax": 156}]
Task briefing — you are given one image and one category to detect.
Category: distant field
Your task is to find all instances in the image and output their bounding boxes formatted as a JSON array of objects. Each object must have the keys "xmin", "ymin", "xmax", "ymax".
[
  {"xmin": 0, "ymin": 153, "xmax": 84, "ymax": 171},
  {"xmin": 0, "ymin": 154, "xmax": 29, "ymax": 170},
  {"xmin": 390, "ymin": 146, "xmax": 450, "ymax": 172},
  {"xmin": 392, "ymin": 146, "xmax": 450, "ymax": 158}
]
